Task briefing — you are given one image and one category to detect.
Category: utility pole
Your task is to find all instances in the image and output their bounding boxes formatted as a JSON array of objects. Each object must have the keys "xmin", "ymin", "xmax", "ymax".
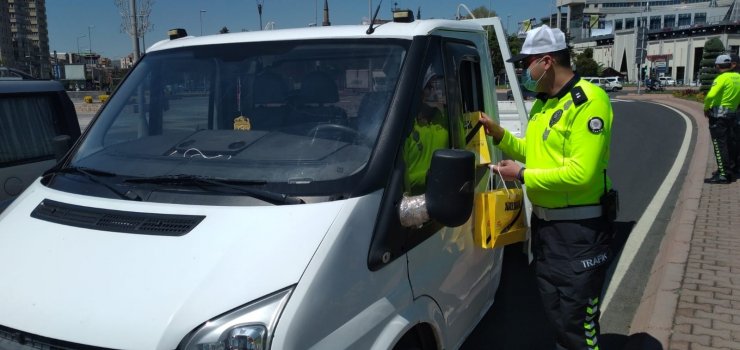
[
  {"xmin": 116, "ymin": 0, "xmax": 152, "ymax": 62},
  {"xmin": 257, "ymin": 0, "xmax": 264, "ymax": 31},
  {"xmin": 322, "ymin": 0, "xmax": 330, "ymax": 26},
  {"xmin": 88, "ymin": 25, "xmax": 94, "ymax": 89},
  {"xmin": 636, "ymin": 1, "xmax": 649, "ymax": 95},
  {"xmin": 76, "ymin": 35, "xmax": 86, "ymax": 58},
  {"xmin": 200, "ymin": 10, "xmax": 206, "ymax": 35},
  {"xmin": 131, "ymin": 0, "xmax": 141, "ymax": 60}
]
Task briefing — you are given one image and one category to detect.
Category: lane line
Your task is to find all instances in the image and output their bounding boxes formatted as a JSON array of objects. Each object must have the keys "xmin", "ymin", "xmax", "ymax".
[{"xmin": 601, "ymin": 102, "xmax": 693, "ymax": 314}]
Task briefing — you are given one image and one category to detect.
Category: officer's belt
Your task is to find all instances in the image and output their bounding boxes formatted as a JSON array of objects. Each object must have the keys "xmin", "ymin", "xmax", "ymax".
[{"xmin": 532, "ymin": 205, "xmax": 602, "ymax": 221}]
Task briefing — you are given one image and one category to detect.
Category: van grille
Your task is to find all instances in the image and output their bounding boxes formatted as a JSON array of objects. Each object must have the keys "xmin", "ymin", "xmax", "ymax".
[
  {"xmin": 0, "ymin": 323, "xmax": 110, "ymax": 350},
  {"xmin": 30, "ymin": 199, "xmax": 204, "ymax": 236}
]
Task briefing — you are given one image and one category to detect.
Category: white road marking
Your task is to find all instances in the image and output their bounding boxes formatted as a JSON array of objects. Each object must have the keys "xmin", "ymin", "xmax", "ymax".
[
  {"xmin": 601, "ymin": 102, "xmax": 692, "ymax": 314},
  {"xmin": 610, "ymin": 98, "xmax": 634, "ymax": 103}
]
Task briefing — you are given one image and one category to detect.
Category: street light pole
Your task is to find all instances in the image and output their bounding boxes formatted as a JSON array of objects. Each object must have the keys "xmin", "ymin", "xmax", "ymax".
[
  {"xmin": 88, "ymin": 26, "xmax": 93, "ymax": 58},
  {"xmin": 256, "ymin": 0, "xmax": 264, "ymax": 31},
  {"xmin": 76, "ymin": 34, "xmax": 86, "ymax": 61},
  {"xmin": 88, "ymin": 25, "xmax": 95, "ymax": 90},
  {"xmin": 199, "ymin": 10, "xmax": 206, "ymax": 35}
]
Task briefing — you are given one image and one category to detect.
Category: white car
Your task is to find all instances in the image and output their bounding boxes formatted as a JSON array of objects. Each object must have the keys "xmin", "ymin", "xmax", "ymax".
[
  {"xmin": 584, "ymin": 77, "xmax": 621, "ymax": 92},
  {"xmin": 658, "ymin": 77, "xmax": 676, "ymax": 86}
]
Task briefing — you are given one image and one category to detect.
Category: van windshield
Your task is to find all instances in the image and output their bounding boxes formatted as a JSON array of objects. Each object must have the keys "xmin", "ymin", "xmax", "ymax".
[{"xmin": 71, "ymin": 40, "xmax": 407, "ymax": 190}]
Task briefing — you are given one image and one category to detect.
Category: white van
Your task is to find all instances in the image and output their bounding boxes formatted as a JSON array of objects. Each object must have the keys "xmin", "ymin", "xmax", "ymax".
[
  {"xmin": 0, "ymin": 15, "xmax": 525, "ymax": 350},
  {"xmin": 603, "ymin": 76, "xmax": 623, "ymax": 91},
  {"xmin": 583, "ymin": 77, "xmax": 622, "ymax": 92}
]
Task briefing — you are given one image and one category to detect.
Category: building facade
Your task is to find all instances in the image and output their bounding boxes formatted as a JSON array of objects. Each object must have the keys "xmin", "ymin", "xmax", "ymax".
[
  {"xmin": 1, "ymin": 0, "xmax": 50, "ymax": 79},
  {"xmin": 556, "ymin": 0, "xmax": 740, "ymax": 84}
]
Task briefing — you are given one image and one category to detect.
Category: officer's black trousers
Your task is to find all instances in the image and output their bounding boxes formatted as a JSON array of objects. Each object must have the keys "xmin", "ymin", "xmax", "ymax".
[
  {"xmin": 531, "ymin": 214, "xmax": 612, "ymax": 350},
  {"xmin": 708, "ymin": 116, "xmax": 736, "ymax": 176},
  {"xmin": 732, "ymin": 117, "xmax": 740, "ymax": 173}
]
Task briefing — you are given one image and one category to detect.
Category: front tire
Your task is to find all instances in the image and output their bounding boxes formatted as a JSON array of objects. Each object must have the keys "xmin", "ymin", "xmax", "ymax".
[{"xmin": 393, "ymin": 325, "xmax": 436, "ymax": 350}]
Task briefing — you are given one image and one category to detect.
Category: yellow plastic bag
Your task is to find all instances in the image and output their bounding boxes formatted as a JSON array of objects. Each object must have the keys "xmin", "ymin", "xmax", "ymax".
[
  {"xmin": 464, "ymin": 111, "xmax": 492, "ymax": 165},
  {"xmin": 474, "ymin": 169, "xmax": 528, "ymax": 249}
]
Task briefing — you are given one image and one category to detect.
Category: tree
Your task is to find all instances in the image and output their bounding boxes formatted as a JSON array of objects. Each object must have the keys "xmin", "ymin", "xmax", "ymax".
[
  {"xmin": 115, "ymin": 0, "xmax": 155, "ymax": 61},
  {"xmin": 574, "ymin": 48, "xmax": 599, "ymax": 77},
  {"xmin": 700, "ymin": 38, "xmax": 725, "ymax": 92},
  {"xmin": 219, "ymin": 26, "xmax": 230, "ymax": 34},
  {"xmin": 468, "ymin": 6, "xmax": 495, "ymax": 19},
  {"xmin": 489, "ymin": 33, "xmax": 523, "ymax": 81}
]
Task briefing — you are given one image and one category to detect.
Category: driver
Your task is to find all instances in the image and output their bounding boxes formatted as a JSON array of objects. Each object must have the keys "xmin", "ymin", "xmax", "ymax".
[{"xmin": 403, "ymin": 66, "xmax": 449, "ymax": 195}]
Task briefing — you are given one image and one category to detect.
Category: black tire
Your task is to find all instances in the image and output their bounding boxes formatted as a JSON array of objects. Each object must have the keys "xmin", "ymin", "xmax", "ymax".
[{"xmin": 393, "ymin": 326, "xmax": 436, "ymax": 350}]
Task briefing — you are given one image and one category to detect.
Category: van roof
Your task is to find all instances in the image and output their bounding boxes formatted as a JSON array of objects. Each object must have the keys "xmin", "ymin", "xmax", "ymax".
[{"xmin": 147, "ymin": 19, "xmax": 488, "ymax": 53}]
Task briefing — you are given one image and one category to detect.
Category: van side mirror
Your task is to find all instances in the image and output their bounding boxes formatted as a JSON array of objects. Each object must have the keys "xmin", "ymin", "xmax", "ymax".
[
  {"xmin": 398, "ymin": 149, "xmax": 475, "ymax": 228},
  {"xmin": 52, "ymin": 135, "xmax": 72, "ymax": 161},
  {"xmin": 426, "ymin": 149, "xmax": 475, "ymax": 226}
]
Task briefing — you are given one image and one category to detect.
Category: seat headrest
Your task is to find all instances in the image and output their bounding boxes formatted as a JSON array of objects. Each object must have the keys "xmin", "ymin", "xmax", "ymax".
[
  {"xmin": 253, "ymin": 71, "xmax": 288, "ymax": 104},
  {"xmin": 297, "ymin": 71, "xmax": 338, "ymax": 104}
]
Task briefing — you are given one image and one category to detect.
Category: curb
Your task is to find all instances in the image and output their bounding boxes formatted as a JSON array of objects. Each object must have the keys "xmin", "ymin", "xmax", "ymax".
[{"xmin": 621, "ymin": 95, "xmax": 709, "ymax": 347}]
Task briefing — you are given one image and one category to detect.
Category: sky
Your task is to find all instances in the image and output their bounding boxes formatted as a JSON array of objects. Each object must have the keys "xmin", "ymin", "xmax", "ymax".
[{"xmin": 47, "ymin": 0, "xmax": 556, "ymax": 60}]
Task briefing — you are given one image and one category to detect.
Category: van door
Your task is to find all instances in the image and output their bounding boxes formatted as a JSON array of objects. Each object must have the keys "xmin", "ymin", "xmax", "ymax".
[{"xmin": 405, "ymin": 39, "xmax": 496, "ymax": 344}]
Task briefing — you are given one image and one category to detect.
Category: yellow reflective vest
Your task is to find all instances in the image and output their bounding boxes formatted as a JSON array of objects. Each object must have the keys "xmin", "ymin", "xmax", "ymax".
[
  {"xmin": 497, "ymin": 77, "xmax": 613, "ymax": 208},
  {"xmin": 704, "ymin": 71, "xmax": 740, "ymax": 111},
  {"xmin": 403, "ymin": 106, "xmax": 449, "ymax": 195}
]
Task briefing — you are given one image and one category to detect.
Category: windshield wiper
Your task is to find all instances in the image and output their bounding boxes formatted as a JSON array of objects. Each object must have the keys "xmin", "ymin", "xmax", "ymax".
[
  {"xmin": 124, "ymin": 175, "xmax": 304, "ymax": 205},
  {"xmin": 47, "ymin": 166, "xmax": 142, "ymax": 201}
]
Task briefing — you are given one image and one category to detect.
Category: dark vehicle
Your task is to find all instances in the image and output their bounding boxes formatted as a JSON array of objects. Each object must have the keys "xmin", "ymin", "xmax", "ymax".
[
  {"xmin": 646, "ymin": 79, "xmax": 665, "ymax": 91},
  {"xmin": 506, "ymin": 88, "xmax": 538, "ymax": 100},
  {"xmin": 0, "ymin": 66, "xmax": 35, "ymax": 80},
  {"xmin": 0, "ymin": 80, "xmax": 80, "ymax": 209}
]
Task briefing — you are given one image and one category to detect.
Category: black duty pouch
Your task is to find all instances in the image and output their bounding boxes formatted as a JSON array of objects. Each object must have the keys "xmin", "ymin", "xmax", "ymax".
[{"xmin": 600, "ymin": 189, "xmax": 619, "ymax": 222}]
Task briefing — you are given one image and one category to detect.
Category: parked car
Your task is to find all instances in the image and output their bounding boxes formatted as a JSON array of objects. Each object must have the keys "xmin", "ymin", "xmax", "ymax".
[
  {"xmin": 603, "ymin": 76, "xmax": 623, "ymax": 91},
  {"xmin": 0, "ymin": 80, "xmax": 80, "ymax": 211},
  {"xmin": 583, "ymin": 77, "xmax": 621, "ymax": 92},
  {"xmin": 0, "ymin": 66, "xmax": 35, "ymax": 80},
  {"xmin": 658, "ymin": 76, "xmax": 676, "ymax": 86}
]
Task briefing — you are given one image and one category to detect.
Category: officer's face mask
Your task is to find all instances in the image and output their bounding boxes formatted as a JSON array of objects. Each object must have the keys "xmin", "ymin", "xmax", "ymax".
[{"xmin": 522, "ymin": 57, "xmax": 547, "ymax": 92}]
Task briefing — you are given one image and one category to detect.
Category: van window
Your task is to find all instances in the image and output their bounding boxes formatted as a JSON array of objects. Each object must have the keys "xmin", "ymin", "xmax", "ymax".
[
  {"xmin": 403, "ymin": 42, "xmax": 450, "ymax": 195},
  {"xmin": 0, "ymin": 94, "xmax": 58, "ymax": 165},
  {"xmin": 71, "ymin": 40, "xmax": 409, "ymax": 195}
]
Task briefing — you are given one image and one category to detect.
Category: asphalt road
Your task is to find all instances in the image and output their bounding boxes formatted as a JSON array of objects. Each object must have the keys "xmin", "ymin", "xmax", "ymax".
[{"xmin": 460, "ymin": 99, "xmax": 689, "ymax": 350}]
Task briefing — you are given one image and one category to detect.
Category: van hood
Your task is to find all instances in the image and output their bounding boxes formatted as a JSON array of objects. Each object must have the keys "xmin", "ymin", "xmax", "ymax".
[{"xmin": 0, "ymin": 181, "xmax": 351, "ymax": 349}]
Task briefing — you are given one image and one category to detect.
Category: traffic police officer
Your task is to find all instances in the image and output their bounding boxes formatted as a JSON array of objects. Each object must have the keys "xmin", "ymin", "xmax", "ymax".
[
  {"xmin": 704, "ymin": 53, "xmax": 740, "ymax": 183},
  {"xmin": 479, "ymin": 25, "xmax": 615, "ymax": 350}
]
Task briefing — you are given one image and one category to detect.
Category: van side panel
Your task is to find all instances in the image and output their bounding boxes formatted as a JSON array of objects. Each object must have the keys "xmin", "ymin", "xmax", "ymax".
[{"xmin": 272, "ymin": 191, "xmax": 445, "ymax": 349}]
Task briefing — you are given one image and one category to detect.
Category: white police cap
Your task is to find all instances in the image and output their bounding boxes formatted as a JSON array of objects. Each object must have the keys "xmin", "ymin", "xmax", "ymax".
[
  {"xmin": 715, "ymin": 54, "xmax": 732, "ymax": 64},
  {"xmin": 508, "ymin": 25, "xmax": 567, "ymax": 63}
]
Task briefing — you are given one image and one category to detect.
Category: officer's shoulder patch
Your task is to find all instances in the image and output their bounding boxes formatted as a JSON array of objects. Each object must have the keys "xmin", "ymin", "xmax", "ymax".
[
  {"xmin": 588, "ymin": 117, "xmax": 605, "ymax": 134},
  {"xmin": 570, "ymin": 86, "xmax": 588, "ymax": 106}
]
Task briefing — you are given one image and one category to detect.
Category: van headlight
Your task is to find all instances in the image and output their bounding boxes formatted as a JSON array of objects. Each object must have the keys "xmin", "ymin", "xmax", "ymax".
[{"xmin": 181, "ymin": 287, "xmax": 293, "ymax": 350}]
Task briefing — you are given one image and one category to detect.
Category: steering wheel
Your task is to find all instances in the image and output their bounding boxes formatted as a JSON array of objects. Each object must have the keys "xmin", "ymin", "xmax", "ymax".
[{"xmin": 308, "ymin": 123, "xmax": 363, "ymax": 143}]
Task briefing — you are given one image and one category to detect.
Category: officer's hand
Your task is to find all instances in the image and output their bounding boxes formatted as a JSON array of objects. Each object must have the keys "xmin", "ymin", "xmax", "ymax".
[
  {"xmin": 704, "ymin": 109, "xmax": 711, "ymax": 118},
  {"xmin": 478, "ymin": 112, "xmax": 505, "ymax": 143},
  {"xmin": 491, "ymin": 160, "xmax": 521, "ymax": 181}
]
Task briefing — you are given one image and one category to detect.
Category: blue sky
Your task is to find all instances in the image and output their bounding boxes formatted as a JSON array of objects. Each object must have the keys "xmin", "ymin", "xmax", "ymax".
[{"xmin": 47, "ymin": 0, "xmax": 555, "ymax": 60}]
